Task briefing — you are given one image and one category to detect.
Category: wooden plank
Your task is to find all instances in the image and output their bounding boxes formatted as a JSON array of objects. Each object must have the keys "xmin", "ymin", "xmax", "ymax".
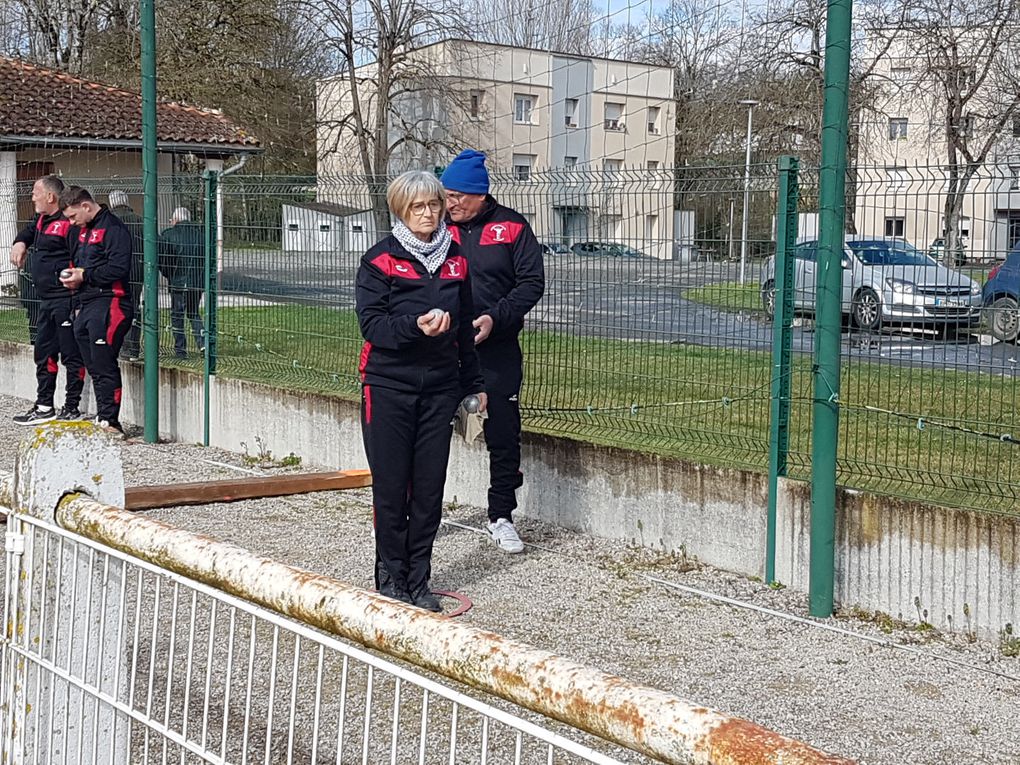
[{"xmin": 124, "ymin": 470, "xmax": 372, "ymax": 511}]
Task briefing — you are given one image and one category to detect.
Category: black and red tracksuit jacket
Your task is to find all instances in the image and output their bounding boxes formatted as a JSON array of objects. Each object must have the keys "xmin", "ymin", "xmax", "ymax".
[
  {"xmin": 448, "ymin": 196, "xmax": 545, "ymax": 343},
  {"xmin": 355, "ymin": 235, "xmax": 484, "ymax": 396},
  {"xmin": 13, "ymin": 211, "xmax": 79, "ymax": 300},
  {"xmin": 74, "ymin": 207, "xmax": 133, "ymax": 305}
]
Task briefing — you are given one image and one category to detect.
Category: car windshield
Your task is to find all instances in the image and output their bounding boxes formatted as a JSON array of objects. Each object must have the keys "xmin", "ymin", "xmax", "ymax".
[{"xmin": 847, "ymin": 240, "xmax": 935, "ymax": 266}]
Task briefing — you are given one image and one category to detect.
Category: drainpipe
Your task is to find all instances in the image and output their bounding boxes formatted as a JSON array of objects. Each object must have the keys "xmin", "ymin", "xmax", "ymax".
[{"xmin": 215, "ymin": 153, "xmax": 249, "ymax": 267}]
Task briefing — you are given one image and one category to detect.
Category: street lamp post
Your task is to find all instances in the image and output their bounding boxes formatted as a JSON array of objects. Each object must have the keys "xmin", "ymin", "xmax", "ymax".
[{"xmin": 738, "ymin": 99, "xmax": 759, "ymax": 285}]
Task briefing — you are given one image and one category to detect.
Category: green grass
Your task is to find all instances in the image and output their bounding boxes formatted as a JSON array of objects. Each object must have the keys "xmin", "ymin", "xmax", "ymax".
[
  {"xmin": 684, "ymin": 281, "xmax": 765, "ymax": 313},
  {"xmin": 3, "ymin": 301, "xmax": 1018, "ymax": 515}
]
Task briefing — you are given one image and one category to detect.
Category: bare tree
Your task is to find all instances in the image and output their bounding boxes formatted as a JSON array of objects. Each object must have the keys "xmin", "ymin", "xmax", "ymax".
[
  {"xmin": 14, "ymin": 0, "xmax": 102, "ymax": 72},
  {"xmin": 742, "ymin": 0, "xmax": 906, "ymax": 230},
  {"xmin": 0, "ymin": 0, "xmax": 29, "ymax": 56},
  {"xmin": 464, "ymin": 0, "xmax": 597, "ymax": 55},
  {"xmin": 878, "ymin": 0, "xmax": 1020, "ymax": 263},
  {"xmin": 310, "ymin": 0, "xmax": 467, "ymax": 229},
  {"xmin": 619, "ymin": 0, "xmax": 743, "ymax": 165}
]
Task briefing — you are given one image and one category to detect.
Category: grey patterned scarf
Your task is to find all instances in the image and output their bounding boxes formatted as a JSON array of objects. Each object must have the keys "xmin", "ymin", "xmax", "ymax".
[{"xmin": 392, "ymin": 219, "xmax": 452, "ymax": 274}]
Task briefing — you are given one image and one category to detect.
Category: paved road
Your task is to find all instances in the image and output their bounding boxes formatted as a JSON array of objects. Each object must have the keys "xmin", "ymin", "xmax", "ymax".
[{"xmin": 221, "ymin": 250, "xmax": 1020, "ymax": 377}]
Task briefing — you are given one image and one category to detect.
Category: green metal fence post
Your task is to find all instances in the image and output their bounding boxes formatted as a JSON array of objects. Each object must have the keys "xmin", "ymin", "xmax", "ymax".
[
  {"xmin": 811, "ymin": 0, "xmax": 853, "ymax": 617},
  {"xmin": 202, "ymin": 170, "xmax": 218, "ymax": 447},
  {"xmin": 766, "ymin": 156, "xmax": 799, "ymax": 584},
  {"xmin": 140, "ymin": 0, "xmax": 159, "ymax": 443}
]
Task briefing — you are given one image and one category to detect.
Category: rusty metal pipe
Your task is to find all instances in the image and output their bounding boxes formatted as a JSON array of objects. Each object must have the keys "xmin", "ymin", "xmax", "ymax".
[{"xmin": 56, "ymin": 494, "xmax": 854, "ymax": 765}]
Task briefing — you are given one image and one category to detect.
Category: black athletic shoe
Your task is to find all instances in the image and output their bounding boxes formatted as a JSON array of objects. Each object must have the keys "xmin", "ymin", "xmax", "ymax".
[
  {"xmin": 378, "ymin": 580, "xmax": 413, "ymax": 605},
  {"xmin": 57, "ymin": 406, "xmax": 83, "ymax": 421},
  {"xmin": 13, "ymin": 405, "xmax": 56, "ymax": 426},
  {"xmin": 410, "ymin": 584, "xmax": 442, "ymax": 613}
]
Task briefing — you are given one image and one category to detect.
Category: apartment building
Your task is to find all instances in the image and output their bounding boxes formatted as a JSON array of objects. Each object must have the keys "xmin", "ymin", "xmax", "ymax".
[
  {"xmin": 856, "ymin": 32, "xmax": 1020, "ymax": 260},
  {"xmin": 316, "ymin": 39, "xmax": 676, "ymax": 257}
]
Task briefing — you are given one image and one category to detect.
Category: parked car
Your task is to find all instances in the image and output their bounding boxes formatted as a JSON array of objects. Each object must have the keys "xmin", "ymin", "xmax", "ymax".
[
  {"xmin": 759, "ymin": 237, "xmax": 982, "ymax": 331},
  {"xmin": 571, "ymin": 241, "xmax": 647, "ymax": 258},
  {"xmin": 540, "ymin": 241, "xmax": 572, "ymax": 256},
  {"xmin": 928, "ymin": 237, "xmax": 966, "ymax": 266},
  {"xmin": 981, "ymin": 247, "xmax": 1020, "ymax": 342}
]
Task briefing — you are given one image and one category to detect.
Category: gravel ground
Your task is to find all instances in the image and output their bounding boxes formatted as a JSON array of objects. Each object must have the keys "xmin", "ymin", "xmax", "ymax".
[{"xmin": 0, "ymin": 393, "xmax": 1017, "ymax": 765}]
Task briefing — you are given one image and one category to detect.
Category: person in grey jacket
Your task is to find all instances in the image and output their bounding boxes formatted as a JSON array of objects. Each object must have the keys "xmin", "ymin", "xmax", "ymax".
[{"xmin": 158, "ymin": 208, "xmax": 206, "ymax": 357}]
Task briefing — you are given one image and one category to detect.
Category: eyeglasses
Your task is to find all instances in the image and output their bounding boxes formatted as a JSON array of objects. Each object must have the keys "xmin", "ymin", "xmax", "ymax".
[{"xmin": 409, "ymin": 200, "xmax": 443, "ymax": 217}]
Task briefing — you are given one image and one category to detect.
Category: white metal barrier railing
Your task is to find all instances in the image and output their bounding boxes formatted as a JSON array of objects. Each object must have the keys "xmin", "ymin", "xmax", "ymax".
[
  {"xmin": 1, "ymin": 512, "xmax": 633, "ymax": 764},
  {"xmin": 0, "ymin": 426, "xmax": 855, "ymax": 765}
]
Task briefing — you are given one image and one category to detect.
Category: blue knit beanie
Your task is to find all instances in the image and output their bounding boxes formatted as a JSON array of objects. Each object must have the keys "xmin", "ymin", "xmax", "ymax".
[{"xmin": 440, "ymin": 150, "xmax": 490, "ymax": 194}]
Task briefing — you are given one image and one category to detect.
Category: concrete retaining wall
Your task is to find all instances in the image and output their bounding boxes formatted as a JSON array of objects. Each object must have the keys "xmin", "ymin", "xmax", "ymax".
[{"xmin": 2, "ymin": 340, "xmax": 1016, "ymax": 640}]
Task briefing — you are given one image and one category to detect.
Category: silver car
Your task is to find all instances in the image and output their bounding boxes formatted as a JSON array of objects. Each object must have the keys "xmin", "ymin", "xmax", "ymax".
[{"xmin": 760, "ymin": 237, "xmax": 982, "ymax": 331}]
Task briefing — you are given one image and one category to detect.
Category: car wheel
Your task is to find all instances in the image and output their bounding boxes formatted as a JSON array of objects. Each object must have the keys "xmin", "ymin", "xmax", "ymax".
[
  {"xmin": 988, "ymin": 296, "xmax": 1020, "ymax": 343},
  {"xmin": 851, "ymin": 288, "xmax": 882, "ymax": 332},
  {"xmin": 761, "ymin": 280, "xmax": 775, "ymax": 320}
]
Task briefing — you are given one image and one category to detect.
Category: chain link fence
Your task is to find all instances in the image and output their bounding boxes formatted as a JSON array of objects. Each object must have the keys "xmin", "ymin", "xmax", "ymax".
[{"xmin": 1, "ymin": 164, "xmax": 1019, "ymax": 515}]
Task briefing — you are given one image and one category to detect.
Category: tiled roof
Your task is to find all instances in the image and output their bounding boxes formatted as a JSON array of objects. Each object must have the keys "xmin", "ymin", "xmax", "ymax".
[{"xmin": 0, "ymin": 57, "xmax": 259, "ymax": 149}]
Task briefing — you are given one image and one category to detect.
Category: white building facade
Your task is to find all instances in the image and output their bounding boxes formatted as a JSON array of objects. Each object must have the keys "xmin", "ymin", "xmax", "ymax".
[
  {"xmin": 317, "ymin": 40, "xmax": 677, "ymax": 258},
  {"xmin": 856, "ymin": 32, "xmax": 1020, "ymax": 261}
]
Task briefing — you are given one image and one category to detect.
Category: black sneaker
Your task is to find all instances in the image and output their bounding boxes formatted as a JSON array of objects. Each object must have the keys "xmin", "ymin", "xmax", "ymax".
[
  {"xmin": 378, "ymin": 580, "xmax": 413, "ymax": 605},
  {"xmin": 57, "ymin": 406, "xmax": 83, "ymax": 421},
  {"xmin": 13, "ymin": 405, "xmax": 56, "ymax": 426},
  {"xmin": 410, "ymin": 584, "xmax": 442, "ymax": 613}
]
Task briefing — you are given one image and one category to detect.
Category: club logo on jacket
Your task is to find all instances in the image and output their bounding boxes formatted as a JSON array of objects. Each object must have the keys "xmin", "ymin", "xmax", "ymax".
[
  {"xmin": 480, "ymin": 221, "xmax": 524, "ymax": 246},
  {"xmin": 395, "ymin": 263, "xmax": 410, "ymax": 274},
  {"xmin": 80, "ymin": 229, "xmax": 106, "ymax": 244},
  {"xmin": 44, "ymin": 220, "xmax": 71, "ymax": 237},
  {"xmin": 440, "ymin": 256, "xmax": 467, "ymax": 280}
]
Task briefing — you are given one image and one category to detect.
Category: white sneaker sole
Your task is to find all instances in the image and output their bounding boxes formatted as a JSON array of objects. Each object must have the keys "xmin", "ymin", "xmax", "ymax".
[{"xmin": 489, "ymin": 534, "xmax": 524, "ymax": 554}]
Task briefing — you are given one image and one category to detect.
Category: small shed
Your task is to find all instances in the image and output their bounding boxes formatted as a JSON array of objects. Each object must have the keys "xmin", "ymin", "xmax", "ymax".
[{"xmin": 281, "ymin": 202, "xmax": 376, "ymax": 253}]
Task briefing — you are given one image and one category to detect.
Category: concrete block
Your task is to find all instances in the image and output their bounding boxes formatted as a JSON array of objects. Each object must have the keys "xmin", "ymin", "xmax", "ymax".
[{"xmin": 13, "ymin": 421, "xmax": 125, "ymax": 518}]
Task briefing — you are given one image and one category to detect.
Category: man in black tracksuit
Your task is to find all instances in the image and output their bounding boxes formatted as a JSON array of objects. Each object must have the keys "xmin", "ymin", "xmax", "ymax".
[
  {"xmin": 109, "ymin": 191, "xmax": 144, "ymax": 360},
  {"xmin": 59, "ymin": 186, "xmax": 134, "ymax": 433},
  {"xmin": 9, "ymin": 175, "xmax": 85, "ymax": 425},
  {"xmin": 441, "ymin": 150, "xmax": 545, "ymax": 553}
]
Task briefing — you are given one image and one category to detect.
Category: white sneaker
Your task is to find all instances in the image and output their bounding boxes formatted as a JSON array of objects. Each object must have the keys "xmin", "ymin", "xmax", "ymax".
[{"xmin": 487, "ymin": 518, "xmax": 524, "ymax": 554}]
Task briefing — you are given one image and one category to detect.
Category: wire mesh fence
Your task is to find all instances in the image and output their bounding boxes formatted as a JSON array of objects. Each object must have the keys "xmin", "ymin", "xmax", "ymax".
[
  {"xmin": 1, "ymin": 164, "xmax": 1020, "ymax": 515},
  {"xmin": 0, "ymin": 177, "xmax": 209, "ymax": 363},
  {"xmin": 827, "ymin": 163, "xmax": 1020, "ymax": 513}
]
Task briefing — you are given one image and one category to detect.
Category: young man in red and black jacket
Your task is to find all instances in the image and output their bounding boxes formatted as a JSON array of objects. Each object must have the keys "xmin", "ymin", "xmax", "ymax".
[
  {"xmin": 59, "ymin": 186, "xmax": 134, "ymax": 433},
  {"xmin": 8, "ymin": 175, "xmax": 86, "ymax": 425},
  {"xmin": 441, "ymin": 150, "xmax": 545, "ymax": 554}
]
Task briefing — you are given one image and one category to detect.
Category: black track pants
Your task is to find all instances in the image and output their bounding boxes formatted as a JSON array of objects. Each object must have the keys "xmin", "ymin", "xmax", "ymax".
[
  {"xmin": 33, "ymin": 298, "xmax": 85, "ymax": 410},
  {"xmin": 361, "ymin": 383, "xmax": 459, "ymax": 593},
  {"xmin": 74, "ymin": 296, "xmax": 132, "ymax": 423},
  {"xmin": 478, "ymin": 338, "xmax": 524, "ymax": 523}
]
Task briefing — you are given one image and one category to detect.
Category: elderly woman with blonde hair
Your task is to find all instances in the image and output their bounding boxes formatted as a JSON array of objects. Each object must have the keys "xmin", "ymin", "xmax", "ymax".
[{"xmin": 355, "ymin": 170, "xmax": 487, "ymax": 611}]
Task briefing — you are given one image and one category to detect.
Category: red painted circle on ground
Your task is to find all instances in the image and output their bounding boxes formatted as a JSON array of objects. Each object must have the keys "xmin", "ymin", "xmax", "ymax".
[{"xmin": 433, "ymin": 590, "xmax": 473, "ymax": 617}]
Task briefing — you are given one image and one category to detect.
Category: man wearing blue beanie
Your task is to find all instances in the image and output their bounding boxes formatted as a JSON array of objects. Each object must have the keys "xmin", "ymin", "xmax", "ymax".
[{"xmin": 441, "ymin": 150, "xmax": 545, "ymax": 554}]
